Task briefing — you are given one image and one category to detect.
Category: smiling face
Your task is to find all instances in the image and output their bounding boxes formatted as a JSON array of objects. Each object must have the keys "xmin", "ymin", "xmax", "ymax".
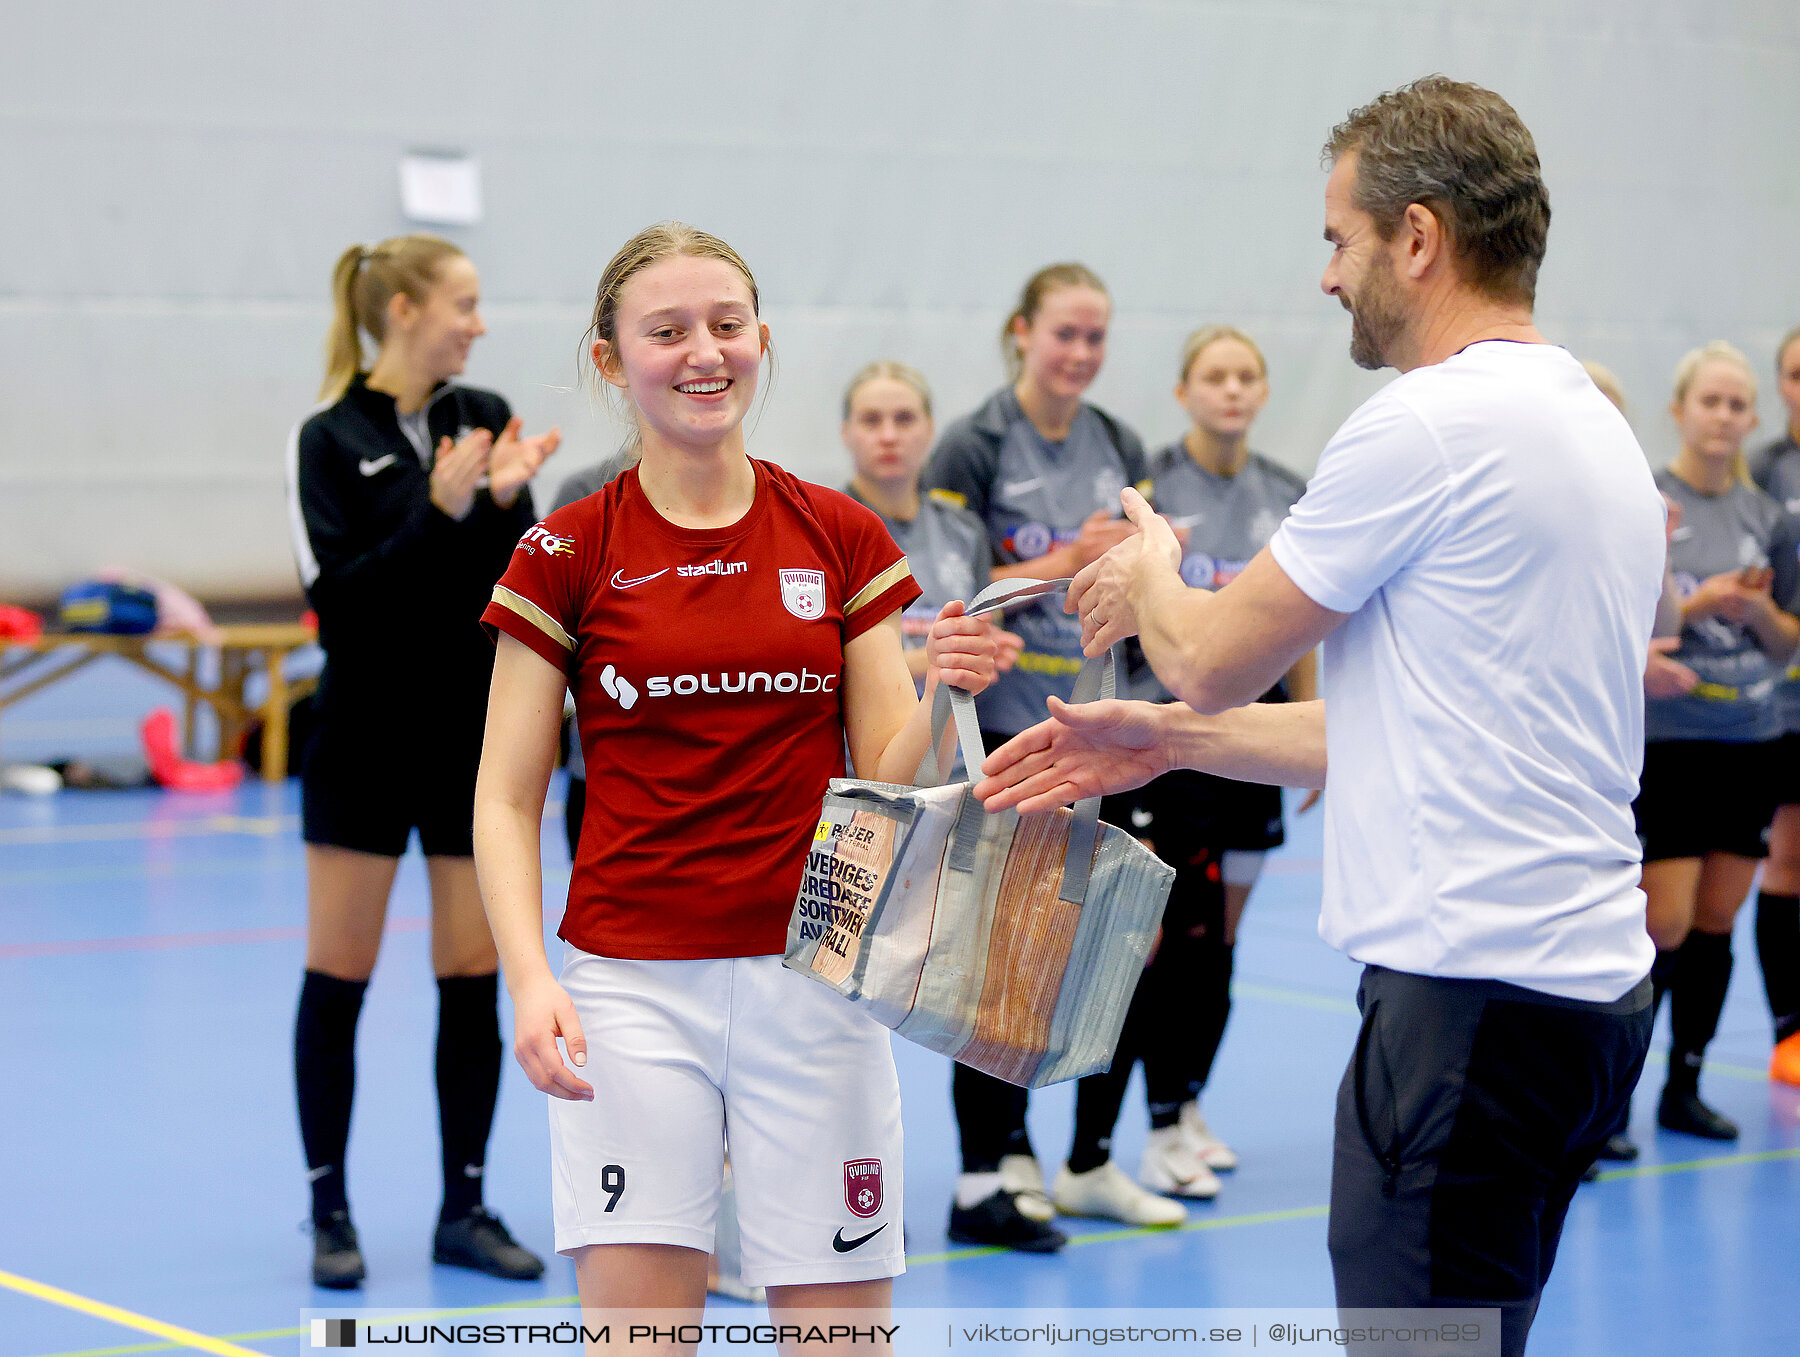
[
  {"xmin": 1672, "ymin": 360, "xmax": 1760, "ymax": 461},
  {"xmin": 842, "ymin": 377, "xmax": 934, "ymax": 487},
  {"xmin": 1013, "ymin": 285, "xmax": 1109, "ymax": 402},
  {"xmin": 1321, "ymin": 153, "xmax": 1409, "ymax": 372},
  {"xmin": 596, "ymin": 254, "xmax": 767, "ymax": 453},
  {"xmin": 390, "ymin": 254, "xmax": 485, "ymax": 382},
  {"xmin": 1177, "ymin": 337, "xmax": 1269, "ymax": 439}
]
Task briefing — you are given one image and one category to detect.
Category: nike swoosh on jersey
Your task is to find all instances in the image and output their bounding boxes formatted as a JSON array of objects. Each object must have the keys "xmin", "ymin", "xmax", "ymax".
[
  {"xmin": 831, "ymin": 1223, "xmax": 887, "ymax": 1253},
  {"xmin": 358, "ymin": 454, "xmax": 399, "ymax": 476},
  {"xmin": 1670, "ymin": 526, "xmax": 1695, "ymax": 542},
  {"xmin": 610, "ymin": 568, "xmax": 670, "ymax": 590},
  {"xmin": 1001, "ymin": 477, "xmax": 1048, "ymax": 496}
]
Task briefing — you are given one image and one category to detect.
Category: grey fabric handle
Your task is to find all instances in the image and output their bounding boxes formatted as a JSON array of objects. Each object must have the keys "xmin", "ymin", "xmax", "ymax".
[{"xmin": 911, "ymin": 576, "xmax": 1114, "ymax": 906}]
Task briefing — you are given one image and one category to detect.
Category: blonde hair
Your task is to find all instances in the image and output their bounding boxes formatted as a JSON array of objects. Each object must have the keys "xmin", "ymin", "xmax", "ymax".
[
  {"xmin": 1178, "ymin": 325, "xmax": 1268, "ymax": 384},
  {"xmin": 1580, "ymin": 360, "xmax": 1626, "ymax": 414},
  {"xmin": 320, "ymin": 235, "xmax": 465, "ymax": 403},
  {"xmin": 1672, "ymin": 341, "xmax": 1758, "ymax": 485},
  {"xmin": 1002, "ymin": 263, "xmax": 1108, "ymax": 380},
  {"xmin": 581, "ymin": 221, "xmax": 770, "ymax": 455},
  {"xmin": 842, "ymin": 360, "xmax": 932, "ymax": 420}
]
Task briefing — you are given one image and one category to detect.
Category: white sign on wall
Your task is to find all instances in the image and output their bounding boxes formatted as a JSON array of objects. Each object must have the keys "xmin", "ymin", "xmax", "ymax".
[{"xmin": 398, "ymin": 151, "xmax": 482, "ymax": 226}]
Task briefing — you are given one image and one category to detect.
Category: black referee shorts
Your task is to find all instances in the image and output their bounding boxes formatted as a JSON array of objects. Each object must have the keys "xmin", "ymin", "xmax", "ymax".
[
  {"xmin": 302, "ymin": 706, "xmax": 485, "ymax": 859},
  {"xmin": 1633, "ymin": 737, "xmax": 1781, "ymax": 863}
]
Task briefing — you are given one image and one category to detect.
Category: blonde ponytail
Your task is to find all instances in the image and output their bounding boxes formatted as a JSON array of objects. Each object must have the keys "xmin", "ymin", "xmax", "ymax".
[{"xmin": 317, "ymin": 235, "xmax": 465, "ymax": 403}]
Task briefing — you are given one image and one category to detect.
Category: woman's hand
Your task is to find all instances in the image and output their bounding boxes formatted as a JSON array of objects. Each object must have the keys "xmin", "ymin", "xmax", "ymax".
[
  {"xmin": 1684, "ymin": 568, "xmax": 1767, "ymax": 626},
  {"xmin": 1644, "ymin": 635, "xmax": 1700, "ymax": 699},
  {"xmin": 991, "ymin": 623, "xmax": 1024, "ymax": 673},
  {"xmin": 430, "ymin": 428, "xmax": 493, "ymax": 520},
  {"xmin": 489, "ymin": 417, "xmax": 564, "ymax": 509},
  {"xmin": 508, "ymin": 972, "xmax": 593, "ymax": 1101},
  {"xmin": 1071, "ymin": 508, "xmax": 1139, "ymax": 570},
  {"xmin": 925, "ymin": 600, "xmax": 1000, "ymax": 694}
]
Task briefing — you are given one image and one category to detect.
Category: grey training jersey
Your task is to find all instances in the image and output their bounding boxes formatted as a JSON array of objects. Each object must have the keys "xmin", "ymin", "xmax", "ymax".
[
  {"xmin": 924, "ymin": 387, "xmax": 1147, "ymax": 735},
  {"xmin": 1749, "ymin": 436, "xmax": 1800, "ymax": 732},
  {"xmin": 846, "ymin": 486, "xmax": 992, "ymax": 679},
  {"xmin": 1648, "ymin": 467, "xmax": 1800, "ymax": 742},
  {"xmin": 1131, "ymin": 444, "xmax": 1308, "ymax": 702}
]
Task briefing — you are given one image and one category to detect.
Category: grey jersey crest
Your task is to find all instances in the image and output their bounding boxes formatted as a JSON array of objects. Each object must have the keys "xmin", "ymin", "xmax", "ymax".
[{"xmin": 1649, "ymin": 467, "xmax": 1800, "ymax": 742}]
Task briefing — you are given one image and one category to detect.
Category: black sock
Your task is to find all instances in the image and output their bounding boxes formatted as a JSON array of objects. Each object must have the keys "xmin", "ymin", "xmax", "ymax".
[
  {"xmin": 295, "ymin": 970, "xmax": 368, "ymax": 1224},
  {"xmin": 1189, "ymin": 940, "xmax": 1236, "ymax": 1096},
  {"xmin": 1069, "ymin": 964, "xmax": 1155, "ymax": 1173},
  {"xmin": 1755, "ymin": 890, "xmax": 1800, "ymax": 1043},
  {"xmin": 436, "ymin": 973, "xmax": 502, "ymax": 1223},
  {"xmin": 1666, "ymin": 930, "xmax": 1734, "ymax": 1095},
  {"xmin": 952, "ymin": 1064, "xmax": 1032, "ymax": 1173}
]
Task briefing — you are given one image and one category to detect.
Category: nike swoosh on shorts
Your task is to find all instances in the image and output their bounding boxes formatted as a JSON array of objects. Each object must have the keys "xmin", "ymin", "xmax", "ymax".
[
  {"xmin": 359, "ymin": 455, "xmax": 398, "ymax": 476},
  {"xmin": 610, "ymin": 568, "xmax": 670, "ymax": 590},
  {"xmin": 831, "ymin": 1223, "xmax": 887, "ymax": 1253},
  {"xmin": 1001, "ymin": 478, "xmax": 1047, "ymax": 496}
]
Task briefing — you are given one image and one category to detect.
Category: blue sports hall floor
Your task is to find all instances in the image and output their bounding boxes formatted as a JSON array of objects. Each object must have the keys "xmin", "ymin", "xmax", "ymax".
[{"xmin": 1, "ymin": 655, "xmax": 1797, "ymax": 1356}]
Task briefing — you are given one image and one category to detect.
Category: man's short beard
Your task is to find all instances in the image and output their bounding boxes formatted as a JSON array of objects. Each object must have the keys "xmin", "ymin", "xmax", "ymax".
[{"xmin": 1346, "ymin": 261, "xmax": 1406, "ymax": 371}]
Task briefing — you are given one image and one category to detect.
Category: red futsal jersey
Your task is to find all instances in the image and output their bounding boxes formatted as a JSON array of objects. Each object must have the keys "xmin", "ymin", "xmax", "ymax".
[{"xmin": 482, "ymin": 458, "xmax": 920, "ymax": 959}]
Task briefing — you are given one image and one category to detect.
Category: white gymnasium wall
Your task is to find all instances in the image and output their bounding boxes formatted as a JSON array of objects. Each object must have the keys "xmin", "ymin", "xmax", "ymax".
[{"xmin": 3, "ymin": 0, "xmax": 1798, "ymax": 601}]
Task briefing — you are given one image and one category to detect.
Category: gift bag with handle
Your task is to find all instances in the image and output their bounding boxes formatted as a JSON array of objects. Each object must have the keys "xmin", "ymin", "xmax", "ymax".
[{"xmin": 783, "ymin": 578, "xmax": 1175, "ymax": 1087}]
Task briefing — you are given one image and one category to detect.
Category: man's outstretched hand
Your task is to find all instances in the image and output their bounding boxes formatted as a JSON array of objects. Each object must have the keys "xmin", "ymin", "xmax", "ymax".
[{"xmin": 975, "ymin": 696, "xmax": 1171, "ymax": 814}]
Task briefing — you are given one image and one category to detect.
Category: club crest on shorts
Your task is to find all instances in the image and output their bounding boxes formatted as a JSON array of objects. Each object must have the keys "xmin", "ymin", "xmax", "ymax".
[
  {"xmin": 780, "ymin": 569, "xmax": 827, "ymax": 620},
  {"xmin": 844, "ymin": 1158, "xmax": 883, "ymax": 1218}
]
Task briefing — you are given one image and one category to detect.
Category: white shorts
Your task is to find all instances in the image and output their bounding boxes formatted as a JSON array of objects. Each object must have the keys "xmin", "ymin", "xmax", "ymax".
[{"xmin": 549, "ymin": 949, "xmax": 905, "ymax": 1287}]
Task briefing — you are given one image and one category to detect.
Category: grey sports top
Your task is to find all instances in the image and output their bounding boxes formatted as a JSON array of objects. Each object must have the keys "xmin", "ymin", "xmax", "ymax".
[
  {"xmin": 1648, "ymin": 467, "xmax": 1800, "ymax": 743},
  {"xmin": 924, "ymin": 387, "xmax": 1147, "ymax": 735}
]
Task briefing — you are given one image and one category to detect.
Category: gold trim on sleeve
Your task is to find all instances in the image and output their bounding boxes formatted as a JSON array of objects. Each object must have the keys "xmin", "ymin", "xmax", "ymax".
[
  {"xmin": 845, "ymin": 558, "xmax": 915, "ymax": 617},
  {"xmin": 490, "ymin": 585, "xmax": 575, "ymax": 651}
]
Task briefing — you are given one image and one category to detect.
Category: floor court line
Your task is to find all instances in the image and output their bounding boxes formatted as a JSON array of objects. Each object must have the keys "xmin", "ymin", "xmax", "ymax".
[
  {"xmin": 0, "ymin": 816, "xmax": 298, "ymax": 846},
  {"xmin": 0, "ymin": 1269, "xmax": 270, "ymax": 1357},
  {"xmin": 0, "ymin": 918, "xmax": 425, "ymax": 961},
  {"xmin": 20, "ymin": 1144, "xmax": 1796, "ymax": 1357}
]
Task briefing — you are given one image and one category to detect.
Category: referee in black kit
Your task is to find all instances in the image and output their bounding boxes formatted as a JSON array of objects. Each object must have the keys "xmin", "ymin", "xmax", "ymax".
[{"xmin": 976, "ymin": 78, "xmax": 1664, "ymax": 1357}]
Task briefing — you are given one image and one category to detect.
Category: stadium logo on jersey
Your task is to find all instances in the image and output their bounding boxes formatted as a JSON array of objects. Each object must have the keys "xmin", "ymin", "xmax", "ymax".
[
  {"xmin": 518, "ymin": 524, "xmax": 574, "ymax": 557},
  {"xmin": 678, "ymin": 559, "xmax": 748, "ymax": 578},
  {"xmin": 844, "ymin": 1159, "xmax": 883, "ymax": 1218},
  {"xmin": 780, "ymin": 569, "xmax": 827, "ymax": 620},
  {"xmin": 599, "ymin": 664, "xmax": 639, "ymax": 711}
]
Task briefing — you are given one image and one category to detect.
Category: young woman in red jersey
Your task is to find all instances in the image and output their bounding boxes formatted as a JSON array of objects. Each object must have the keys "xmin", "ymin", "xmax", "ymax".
[{"xmin": 473, "ymin": 222, "xmax": 997, "ymax": 1334}]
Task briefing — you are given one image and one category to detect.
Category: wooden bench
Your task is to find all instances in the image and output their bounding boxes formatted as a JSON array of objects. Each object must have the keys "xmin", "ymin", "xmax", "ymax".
[{"xmin": 0, "ymin": 622, "xmax": 318, "ymax": 782}]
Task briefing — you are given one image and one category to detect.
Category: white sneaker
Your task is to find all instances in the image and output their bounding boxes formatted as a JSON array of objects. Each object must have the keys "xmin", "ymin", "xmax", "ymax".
[
  {"xmin": 1180, "ymin": 1102, "xmax": 1238, "ymax": 1172},
  {"xmin": 1053, "ymin": 1161, "xmax": 1187, "ymax": 1226},
  {"xmin": 997, "ymin": 1154, "xmax": 1056, "ymax": 1222},
  {"xmin": 1138, "ymin": 1125, "xmax": 1222, "ymax": 1200}
]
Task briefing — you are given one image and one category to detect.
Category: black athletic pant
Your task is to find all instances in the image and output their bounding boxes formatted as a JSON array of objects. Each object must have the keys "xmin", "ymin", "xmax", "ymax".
[
  {"xmin": 1068, "ymin": 834, "xmax": 1227, "ymax": 1172},
  {"xmin": 1328, "ymin": 965, "xmax": 1653, "ymax": 1357}
]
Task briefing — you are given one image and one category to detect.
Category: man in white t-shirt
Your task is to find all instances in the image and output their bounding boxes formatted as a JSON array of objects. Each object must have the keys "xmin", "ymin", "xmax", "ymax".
[{"xmin": 976, "ymin": 77, "xmax": 1663, "ymax": 1357}]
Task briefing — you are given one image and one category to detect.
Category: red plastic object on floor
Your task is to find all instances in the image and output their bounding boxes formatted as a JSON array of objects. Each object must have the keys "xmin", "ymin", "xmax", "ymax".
[
  {"xmin": 139, "ymin": 708, "xmax": 244, "ymax": 792},
  {"xmin": 0, "ymin": 604, "xmax": 43, "ymax": 642}
]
